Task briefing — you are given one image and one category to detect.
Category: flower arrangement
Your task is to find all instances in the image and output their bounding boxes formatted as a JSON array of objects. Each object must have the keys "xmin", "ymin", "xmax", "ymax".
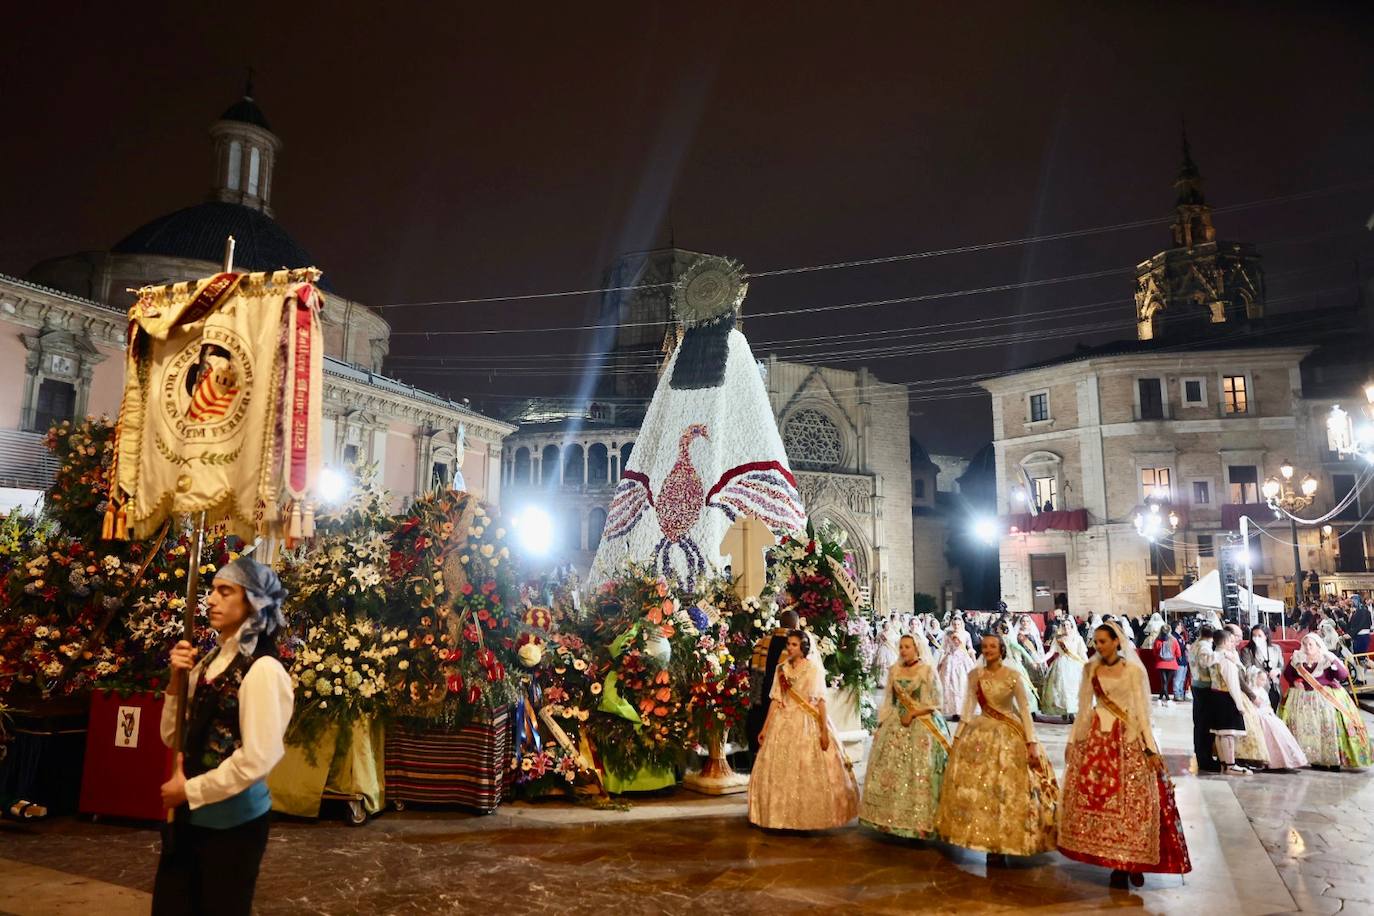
[
  {"xmin": 766, "ymin": 522, "xmax": 874, "ymax": 696},
  {"xmin": 509, "ymin": 629, "xmax": 601, "ymax": 792},
  {"xmin": 42, "ymin": 417, "xmax": 116, "ymax": 542},
  {"xmin": 571, "ymin": 564, "xmax": 752, "ymax": 782},
  {"xmin": 386, "ymin": 490, "xmax": 519, "ymax": 729},
  {"xmin": 286, "ymin": 612, "xmax": 409, "ymax": 749}
]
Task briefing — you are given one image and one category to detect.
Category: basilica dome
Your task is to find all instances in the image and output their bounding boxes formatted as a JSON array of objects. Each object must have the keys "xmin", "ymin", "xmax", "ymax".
[{"xmin": 111, "ymin": 200, "xmax": 315, "ymax": 275}]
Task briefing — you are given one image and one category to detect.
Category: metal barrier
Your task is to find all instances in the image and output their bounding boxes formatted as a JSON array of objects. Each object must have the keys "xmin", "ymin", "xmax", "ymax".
[{"xmin": 1348, "ymin": 651, "xmax": 1374, "ymax": 703}]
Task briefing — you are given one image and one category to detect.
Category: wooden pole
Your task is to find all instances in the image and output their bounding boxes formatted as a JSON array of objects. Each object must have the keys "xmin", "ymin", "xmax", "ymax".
[{"xmin": 168, "ymin": 236, "xmax": 235, "ymax": 825}]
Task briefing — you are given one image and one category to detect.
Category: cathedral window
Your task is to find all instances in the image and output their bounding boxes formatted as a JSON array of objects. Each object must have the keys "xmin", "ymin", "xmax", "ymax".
[
  {"xmin": 248, "ymin": 147, "xmax": 261, "ymax": 196},
  {"xmin": 783, "ymin": 408, "xmax": 843, "ymax": 471}
]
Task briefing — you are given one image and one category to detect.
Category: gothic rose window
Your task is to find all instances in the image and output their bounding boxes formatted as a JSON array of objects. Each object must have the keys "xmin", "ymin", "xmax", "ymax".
[{"xmin": 783, "ymin": 408, "xmax": 843, "ymax": 471}]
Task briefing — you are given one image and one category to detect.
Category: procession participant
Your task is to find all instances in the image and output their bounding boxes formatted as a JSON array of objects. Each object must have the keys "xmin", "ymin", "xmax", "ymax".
[
  {"xmin": 1041, "ymin": 619, "xmax": 1087, "ymax": 720},
  {"xmin": 1280, "ymin": 633, "xmax": 1373, "ymax": 770},
  {"xmin": 938, "ymin": 617, "xmax": 976, "ymax": 720},
  {"xmin": 1187, "ymin": 625, "xmax": 1219, "ymax": 773},
  {"xmin": 859, "ymin": 635, "xmax": 950, "ymax": 839},
  {"xmin": 1000, "ymin": 621, "xmax": 1042, "ymax": 716},
  {"xmin": 1239, "ymin": 624, "xmax": 1283, "ymax": 710},
  {"xmin": 1209, "ymin": 629, "xmax": 1256, "ymax": 777},
  {"xmin": 748, "ymin": 630, "xmax": 860, "ymax": 830},
  {"xmin": 934, "ymin": 634, "xmax": 1058, "ymax": 864},
  {"xmin": 746, "ymin": 609, "xmax": 798, "ymax": 760},
  {"xmin": 1058, "ymin": 621, "xmax": 1191, "ymax": 888},
  {"xmin": 1236, "ymin": 666, "xmax": 1308, "ymax": 771},
  {"xmin": 153, "ymin": 557, "xmax": 293, "ymax": 916}
]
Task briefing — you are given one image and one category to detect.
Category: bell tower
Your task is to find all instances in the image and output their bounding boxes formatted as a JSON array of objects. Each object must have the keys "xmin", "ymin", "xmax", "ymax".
[
  {"xmin": 1134, "ymin": 127, "xmax": 1265, "ymax": 341},
  {"xmin": 208, "ymin": 72, "xmax": 282, "ymax": 216}
]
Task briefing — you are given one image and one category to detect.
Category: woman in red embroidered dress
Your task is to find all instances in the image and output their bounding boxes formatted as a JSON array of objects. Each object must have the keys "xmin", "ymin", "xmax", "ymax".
[{"xmin": 1057, "ymin": 621, "xmax": 1190, "ymax": 888}]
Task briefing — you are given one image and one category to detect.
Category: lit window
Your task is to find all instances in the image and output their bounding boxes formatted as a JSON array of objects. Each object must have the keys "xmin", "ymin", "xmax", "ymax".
[
  {"xmin": 1228, "ymin": 465, "xmax": 1258, "ymax": 504},
  {"xmin": 1031, "ymin": 476, "xmax": 1057, "ymax": 511},
  {"xmin": 1029, "ymin": 392, "xmax": 1049, "ymax": 423},
  {"xmin": 1141, "ymin": 467, "xmax": 1172, "ymax": 501},
  {"xmin": 248, "ymin": 147, "xmax": 261, "ymax": 196},
  {"xmin": 227, "ymin": 141, "xmax": 242, "ymax": 191},
  {"xmin": 1222, "ymin": 375, "xmax": 1248, "ymax": 414},
  {"xmin": 1192, "ymin": 480, "xmax": 1210, "ymax": 505}
]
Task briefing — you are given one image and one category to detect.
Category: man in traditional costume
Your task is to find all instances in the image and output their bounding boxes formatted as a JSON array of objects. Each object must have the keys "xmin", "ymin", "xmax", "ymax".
[
  {"xmin": 746, "ymin": 609, "xmax": 798, "ymax": 762},
  {"xmin": 153, "ymin": 557, "xmax": 294, "ymax": 916}
]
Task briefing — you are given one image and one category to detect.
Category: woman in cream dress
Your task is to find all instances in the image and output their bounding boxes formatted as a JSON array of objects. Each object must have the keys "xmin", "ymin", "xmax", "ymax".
[
  {"xmin": 748, "ymin": 630, "xmax": 860, "ymax": 830},
  {"xmin": 938, "ymin": 617, "xmax": 977, "ymax": 719},
  {"xmin": 1041, "ymin": 619, "xmax": 1088, "ymax": 719}
]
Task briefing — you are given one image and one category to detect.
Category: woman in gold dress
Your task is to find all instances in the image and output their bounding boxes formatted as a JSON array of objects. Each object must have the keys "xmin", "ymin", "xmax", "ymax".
[
  {"xmin": 747, "ymin": 630, "xmax": 860, "ymax": 830},
  {"xmin": 934, "ymin": 633, "xmax": 1059, "ymax": 863}
]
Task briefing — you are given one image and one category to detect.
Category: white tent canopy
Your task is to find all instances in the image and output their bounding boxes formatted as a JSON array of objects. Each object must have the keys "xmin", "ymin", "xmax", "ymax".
[{"xmin": 1160, "ymin": 569, "xmax": 1284, "ymax": 618}]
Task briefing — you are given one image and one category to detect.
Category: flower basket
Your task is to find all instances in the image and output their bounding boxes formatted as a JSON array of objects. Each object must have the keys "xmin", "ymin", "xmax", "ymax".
[{"xmin": 384, "ymin": 706, "xmax": 511, "ymax": 814}]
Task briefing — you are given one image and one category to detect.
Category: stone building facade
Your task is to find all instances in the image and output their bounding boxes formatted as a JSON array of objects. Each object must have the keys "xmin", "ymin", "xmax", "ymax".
[
  {"xmin": 978, "ymin": 140, "xmax": 1374, "ymax": 615},
  {"xmin": 0, "ymin": 83, "xmax": 512, "ymax": 511}
]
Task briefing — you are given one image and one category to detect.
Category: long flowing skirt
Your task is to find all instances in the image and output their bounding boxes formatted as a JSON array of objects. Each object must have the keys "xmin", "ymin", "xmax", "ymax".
[
  {"xmin": 859, "ymin": 712, "xmax": 950, "ymax": 839},
  {"xmin": 933, "ymin": 715, "xmax": 1058, "ymax": 855},
  {"xmin": 748, "ymin": 702, "xmax": 860, "ymax": 830},
  {"xmin": 1236, "ymin": 700, "xmax": 1272, "ymax": 767},
  {"xmin": 1057, "ymin": 719, "xmax": 1191, "ymax": 874},
  {"xmin": 1041, "ymin": 657, "xmax": 1084, "ymax": 718},
  {"xmin": 1280, "ymin": 687, "xmax": 1373, "ymax": 768},
  {"xmin": 938, "ymin": 651, "xmax": 975, "ymax": 717}
]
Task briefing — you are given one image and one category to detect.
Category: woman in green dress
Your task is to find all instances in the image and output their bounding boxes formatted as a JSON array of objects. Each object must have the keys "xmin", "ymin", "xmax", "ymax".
[{"xmin": 859, "ymin": 635, "xmax": 951, "ymax": 839}]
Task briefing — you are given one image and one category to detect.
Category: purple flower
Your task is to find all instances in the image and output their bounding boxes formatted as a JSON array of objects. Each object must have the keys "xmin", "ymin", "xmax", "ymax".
[{"xmin": 687, "ymin": 606, "xmax": 709, "ymax": 632}]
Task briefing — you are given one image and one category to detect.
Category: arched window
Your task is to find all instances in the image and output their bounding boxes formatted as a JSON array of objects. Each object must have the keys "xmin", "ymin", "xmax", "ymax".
[
  {"xmin": 620, "ymin": 442, "xmax": 634, "ymax": 476},
  {"xmin": 588, "ymin": 443, "xmax": 609, "ymax": 485},
  {"xmin": 541, "ymin": 444, "xmax": 560, "ymax": 484},
  {"xmin": 588, "ymin": 507, "xmax": 607, "ymax": 550},
  {"xmin": 562, "ymin": 444, "xmax": 584, "ymax": 489},
  {"xmin": 513, "ymin": 447, "xmax": 531, "ymax": 485},
  {"xmin": 227, "ymin": 141, "xmax": 242, "ymax": 191},
  {"xmin": 247, "ymin": 147, "xmax": 261, "ymax": 196},
  {"xmin": 783, "ymin": 408, "xmax": 843, "ymax": 471}
]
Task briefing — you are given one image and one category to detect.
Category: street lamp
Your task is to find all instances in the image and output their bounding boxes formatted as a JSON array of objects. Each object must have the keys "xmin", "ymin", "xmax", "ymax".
[
  {"xmin": 1134, "ymin": 502, "xmax": 1179, "ymax": 613},
  {"xmin": 1264, "ymin": 460, "xmax": 1317, "ymax": 607}
]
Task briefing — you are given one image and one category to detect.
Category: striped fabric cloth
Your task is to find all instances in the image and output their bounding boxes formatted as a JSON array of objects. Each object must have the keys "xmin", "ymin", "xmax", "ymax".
[{"xmin": 384, "ymin": 708, "xmax": 512, "ymax": 813}]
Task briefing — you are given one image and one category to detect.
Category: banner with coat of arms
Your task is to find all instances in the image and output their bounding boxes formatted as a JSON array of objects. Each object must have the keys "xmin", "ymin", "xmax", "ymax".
[{"xmin": 105, "ymin": 267, "xmax": 324, "ymax": 542}]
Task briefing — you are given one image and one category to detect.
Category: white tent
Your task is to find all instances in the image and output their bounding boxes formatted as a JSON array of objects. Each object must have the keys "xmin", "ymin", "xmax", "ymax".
[{"xmin": 1160, "ymin": 569, "xmax": 1284, "ymax": 619}]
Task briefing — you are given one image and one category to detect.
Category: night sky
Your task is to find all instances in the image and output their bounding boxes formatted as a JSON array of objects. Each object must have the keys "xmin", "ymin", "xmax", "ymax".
[{"xmin": 4, "ymin": 2, "xmax": 1374, "ymax": 454}]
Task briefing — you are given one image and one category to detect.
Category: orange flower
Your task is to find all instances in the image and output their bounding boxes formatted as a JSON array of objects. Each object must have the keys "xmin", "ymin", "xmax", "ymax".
[
  {"xmin": 660, "ymin": 624, "xmax": 674, "ymax": 638},
  {"xmin": 655, "ymin": 670, "xmax": 670, "ymax": 685},
  {"xmin": 655, "ymin": 581, "xmax": 669, "ymax": 598},
  {"xmin": 655, "ymin": 687, "xmax": 672, "ymax": 702},
  {"xmin": 654, "ymin": 705, "xmax": 669, "ymax": 717},
  {"xmin": 639, "ymin": 698, "xmax": 656, "ymax": 714},
  {"xmin": 646, "ymin": 607, "xmax": 663, "ymax": 625}
]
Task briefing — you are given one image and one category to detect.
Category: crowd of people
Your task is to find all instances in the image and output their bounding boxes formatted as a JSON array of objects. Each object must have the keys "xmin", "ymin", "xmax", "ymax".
[{"xmin": 744, "ymin": 598, "xmax": 1373, "ymax": 889}]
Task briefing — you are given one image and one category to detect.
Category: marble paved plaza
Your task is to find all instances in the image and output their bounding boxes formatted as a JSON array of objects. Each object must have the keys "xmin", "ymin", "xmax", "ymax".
[{"xmin": 2, "ymin": 702, "xmax": 1372, "ymax": 915}]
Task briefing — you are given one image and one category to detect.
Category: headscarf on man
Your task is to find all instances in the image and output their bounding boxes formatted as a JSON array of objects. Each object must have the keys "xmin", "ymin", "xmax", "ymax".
[{"xmin": 214, "ymin": 556, "xmax": 288, "ymax": 658}]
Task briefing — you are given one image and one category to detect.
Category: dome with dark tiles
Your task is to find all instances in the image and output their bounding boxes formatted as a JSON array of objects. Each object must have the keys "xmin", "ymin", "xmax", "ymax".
[
  {"xmin": 111, "ymin": 201, "xmax": 316, "ymax": 274},
  {"xmin": 220, "ymin": 95, "xmax": 271, "ymax": 131}
]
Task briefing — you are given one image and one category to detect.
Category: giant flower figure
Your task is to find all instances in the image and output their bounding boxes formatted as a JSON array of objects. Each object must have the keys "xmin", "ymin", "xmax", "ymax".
[{"xmin": 591, "ymin": 257, "xmax": 806, "ymax": 590}]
